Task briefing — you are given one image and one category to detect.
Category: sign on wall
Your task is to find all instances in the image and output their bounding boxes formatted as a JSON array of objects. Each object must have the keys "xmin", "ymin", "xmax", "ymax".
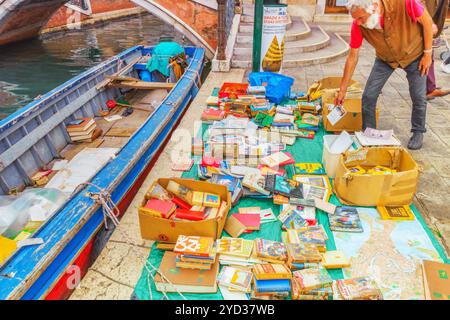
[{"xmin": 260, "ymin": 4, "xmax": 288, "ymax": 73}]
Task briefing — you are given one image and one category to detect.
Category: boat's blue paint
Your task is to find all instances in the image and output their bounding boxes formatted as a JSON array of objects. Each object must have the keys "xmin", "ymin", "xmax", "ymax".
[{"xmin": 0, "ymin": 47, "xmax": 205, "ymax": 300}]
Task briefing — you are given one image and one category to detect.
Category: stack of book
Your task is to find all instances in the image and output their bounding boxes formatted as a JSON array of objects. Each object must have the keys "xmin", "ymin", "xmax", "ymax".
[
  {"xmin": 291, "ymin": 265, "xmax": 334, "ymax": 300},
  {"xmin": 154, "ymin": 251, "xmax": 220, "ymax": 293},
  {"xmin": 254, "ymin": 238, "xmax": 288, "ymax": 264},
  {"xmin": 335, "ymin": 277, "xmax": 383, "ymax": 300},
  {"xmin": 296, "ymin": 113, "xmax": 320, "ymax": 132},
  {"xmin": 173, "ymin": 235, "xmax": 217, "ymax": 270},
  {"xmin": 286, "ymin": 225, "xmax": 328, "ymax": 252},
  {"xmin": 201, "ymin": 108, "xmax": 225, "ymax": 122},
  {"xmin": 217, "ymin": 238, "xmax": 262, "ymax": 266},
  {"xmin": 252, "ymin": 263, "xmax": 292, "ymax": 300},
  {"xmin": 217, "ymin": 266, "xmax": 253, "ymax": 293},
  {"xmin": 272, "ymin": 113, "xmax": 295, "ymax": 128},
  {"xmin": 66, "ymin": 117, "xmax": 102, "ymax": 143},
  {"xmin": 286, "ymin": 243, "xmax": 322, "ymax": 270}
]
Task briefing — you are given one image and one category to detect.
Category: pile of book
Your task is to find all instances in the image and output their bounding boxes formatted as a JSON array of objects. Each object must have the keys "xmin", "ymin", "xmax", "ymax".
[
  {"xmin": 66, "ymin": 117, "xmax": 102, "ymax": 143},
  {"xmin": 173, "ymin": 235, "xmax": 217, "ymax": 270},
  {"xmin": 292, "ymin": 265, "xmax": 334, "ymax": 300},
  {"xmin": 139, "ymin": 180, "xmax": 227, "ymax": 222},
  {"xmin": 253, "ymin": 264, "xmax": 292, "ymax": 300}
]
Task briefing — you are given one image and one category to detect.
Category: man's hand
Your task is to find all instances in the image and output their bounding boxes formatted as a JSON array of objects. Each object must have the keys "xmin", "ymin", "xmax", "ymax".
[
  {"xmin": 432, "ymin": 23, "xmax": 438, "ymax": 37},
  {"xmin": 335, "ymin": 90, "xmax": 346, "ymax": 106},
  {"xmin": 419, "ymin": 53, "xmax": 432, "ymax": 76}
]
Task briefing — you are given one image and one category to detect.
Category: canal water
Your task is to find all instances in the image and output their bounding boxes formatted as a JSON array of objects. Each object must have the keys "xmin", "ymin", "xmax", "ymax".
[{"xmin": 0, "ymin": 13, "xmax": 190, "ymax": 117}]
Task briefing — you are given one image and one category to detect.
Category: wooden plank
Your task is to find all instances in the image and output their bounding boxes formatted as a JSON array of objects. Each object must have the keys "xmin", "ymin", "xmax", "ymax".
[
  {"xmin": 95, "ymin": 56, "xmax": 142, "ymax": 90},
  {"xmin": 105, "ymin": 127, "xmax": 137, "ymax": 137},
  {"xmin": 108, "ymin": 80, "xmax": 175, "ymax": 90}
]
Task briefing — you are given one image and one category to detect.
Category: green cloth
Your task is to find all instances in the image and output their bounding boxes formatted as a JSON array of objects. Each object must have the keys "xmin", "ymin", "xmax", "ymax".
[
  {"xmin": 133, "ymin": 97, "xmax": 449, "ymax": 300},
  {"xmin": 146, "ymin": 42, "xmax": 184, "ymax": 77}
]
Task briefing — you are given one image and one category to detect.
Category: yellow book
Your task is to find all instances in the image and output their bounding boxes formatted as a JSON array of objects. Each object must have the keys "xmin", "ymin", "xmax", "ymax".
[
  {"xmin": 253, "ymin": 263, "xmax": 292, "ymax": 280},
  {"xmin": 192, "ymin": 191, "xmax": 205, "ymax": 207},
  {"xmin": 0, "ymin": 236, "xmax": 17, "ymax": 264},
  {"xmin": 321, "ymin": 250, "xmax": 350, "ymax": 269},
  {"xmin": 377, "ymin": 205, "xmax": 415, "ymax": 221},
  {"xmin": 203, "ymin": 193, "xmax": 221, "ymax": 208}
]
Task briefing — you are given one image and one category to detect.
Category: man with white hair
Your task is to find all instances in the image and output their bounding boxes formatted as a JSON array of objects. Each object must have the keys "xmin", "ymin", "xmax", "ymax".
[{"xmin": 336, "ymin": 0, "xmax": 434, "ymax": 150}]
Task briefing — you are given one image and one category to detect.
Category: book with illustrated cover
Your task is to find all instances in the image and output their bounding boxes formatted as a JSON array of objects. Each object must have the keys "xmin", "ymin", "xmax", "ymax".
[
  {"xmin": 329, "ymin": 207, "xmax": 363, "ymax": 233},
  {"xmin": 210, "ymin": 174, "xmax": 240, "ymax": 193},
  {"xmin": 300, "ymin": 113, "xmax": 320, "ymax": 126},
  {"xmin": 336, "ymin": 277, "xmax": 383, "ymax": 300},
  {"xmin": 291, "ymin": 280, "xmax": 333, "ymax": 300},
  {"xmin": 242, "ymin": 173, "xmax": 271, "ymax": 196},
  {"xmin": 217, "ymin": 238, "xmax": 254, "ymax": 258},
  {"xmin": 286, "ymin": 243, "xmax": 323, "ymax": 264},
  {"xmin": 301, "ymin": 183, "xmax": 330, "ymax": 202},
  {"xmin": 154, "ymin": 252, "xmax": 219, "ymax": 293},
  {"xmin": 254, "ymin": 238, "xmax": 288, "ymax": 263},
  {"xmin": 173, "ymin": 235, "xmax": 215, "ymax": 257},
  {"xmin": 273, "ymin": 175, "xmax": 294, "ymax": 197},
  {"xmin": 287, "ymin": 226, "xmax": 328, "ymax": 252},
  {"xmin": 282, "ymin": 211, "xmax": 308, "ymax": 230},
  {"xmin": 294, "ymin": 175, "xmax": 331, "ymax": 190},
  {"xmin": 294, "ymin": 163, "xmax": 326, "ymax": 175},
  {"xmin": 146, "ymin": 182, "xmax": 172, "ymax": 201},
  {"xmin": 260, "ymin": 152, "xmax": 294, "ymax": 168},
  {"xmin": 293, "ymin": 266, "xmax": 333, "ymax": 291},
  {"xmin": 217, "ymin": 266, "xmax": 253, "ymax": 293},
  {"xmin": 253, "ymin": 264, "xmax": 292, "ymax": 280},
  {"xmin": 377, "ymin": 205, "xmax": 415, "ymax": 221}
]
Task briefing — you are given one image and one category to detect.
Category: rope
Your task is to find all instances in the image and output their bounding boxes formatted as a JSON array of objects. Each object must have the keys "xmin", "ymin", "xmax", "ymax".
[{"xmin": 80, "ymin": 182, "xmax": 187, "ymax": 300}]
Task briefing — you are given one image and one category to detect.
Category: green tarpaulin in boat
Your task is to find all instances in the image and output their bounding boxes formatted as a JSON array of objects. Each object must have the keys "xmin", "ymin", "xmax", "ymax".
[
  {"xmin": 133, "ymin": 96, "xmax": 449, "ymax": 301},
  {"xmin": 146, "ymin": 42, "xmax": 184, "ymax": 78}
]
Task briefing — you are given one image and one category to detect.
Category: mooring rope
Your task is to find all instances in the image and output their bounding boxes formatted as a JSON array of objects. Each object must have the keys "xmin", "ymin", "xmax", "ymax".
[{"xmin": 81, "ymin": 182, "xmax": 187, "ymax": 300}]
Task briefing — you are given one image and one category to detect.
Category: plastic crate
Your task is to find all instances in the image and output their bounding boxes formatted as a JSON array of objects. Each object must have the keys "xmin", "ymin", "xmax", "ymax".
[
  {"xmin": 218, "ymin": 83, "xmax": 249, "ymax": 99},
  {"xmin": 248, "ymin": 72, "xmax": 294, "ymax": 104}
]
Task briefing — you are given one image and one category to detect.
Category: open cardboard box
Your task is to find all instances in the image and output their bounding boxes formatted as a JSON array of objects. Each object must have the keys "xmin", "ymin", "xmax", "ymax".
[
  {"xmin": 333, "ymin": 147, "xmax": 419, "ymax": 206},
  {"xmin": 138, "ymin": 178, "xmax": 231, "ymax": 243}
]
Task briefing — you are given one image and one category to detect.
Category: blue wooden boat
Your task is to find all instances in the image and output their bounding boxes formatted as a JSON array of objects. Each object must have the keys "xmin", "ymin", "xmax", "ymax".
[{"xmin": 0, "ymin": 45, "xmax": 205, "ymax": 300}]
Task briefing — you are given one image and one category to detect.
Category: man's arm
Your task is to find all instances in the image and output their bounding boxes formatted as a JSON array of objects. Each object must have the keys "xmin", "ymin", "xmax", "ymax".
[
  {"xmin": 417, "ymin": 8, "xmax": 434, "ymax": 75},
  {"xmin": 336, "ymin": 47, "xmax": 360, "ymax": 105}
]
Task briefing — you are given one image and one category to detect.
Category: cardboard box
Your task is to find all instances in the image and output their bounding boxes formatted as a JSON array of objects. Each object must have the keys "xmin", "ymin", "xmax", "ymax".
[
  {"xmin": 138, "ymin": 178, "xmax": 231, "ymax": 242},
  {"xmin": 322, "ymin": 134, "xmax": 357, "ymax": 179},
  {"xmin": 333, "ymin": 147, "xmax": 419, "ymax": 206},
  {"xmin": 318, "ymin": 77, "xmax": 379, "ymax": 132}
]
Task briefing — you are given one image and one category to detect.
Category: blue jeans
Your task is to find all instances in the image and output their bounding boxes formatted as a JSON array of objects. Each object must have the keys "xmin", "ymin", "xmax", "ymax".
[{"xmin": 362, "ymin": 57, "xmax": 427, "ymax": 133}]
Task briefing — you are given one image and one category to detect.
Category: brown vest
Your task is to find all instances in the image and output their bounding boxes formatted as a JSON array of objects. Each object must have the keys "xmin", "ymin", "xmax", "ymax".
[{"xmin": 360, "ymin": 0, "xmax": 424, "ymax": 69}]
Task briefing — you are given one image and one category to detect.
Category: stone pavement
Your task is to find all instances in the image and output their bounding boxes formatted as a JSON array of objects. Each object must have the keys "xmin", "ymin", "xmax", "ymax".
[{"xmin": 283, "ymin": 39, "xmax": 450, "ymax": 255}]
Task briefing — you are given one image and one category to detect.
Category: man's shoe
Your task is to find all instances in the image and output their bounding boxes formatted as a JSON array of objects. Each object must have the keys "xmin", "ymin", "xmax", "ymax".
[
  {"xmin": 426, "ymin": 89, "xmax": 450, "ymax": 100},
  {"xmin": 407, "ymin": 132, "xmax": 424, "ymax": 150}
]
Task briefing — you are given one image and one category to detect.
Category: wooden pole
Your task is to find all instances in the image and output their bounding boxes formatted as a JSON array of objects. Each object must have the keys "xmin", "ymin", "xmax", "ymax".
[{"xmin": 217, "ymin": 0, "xmax": 227, "ymax": 61}]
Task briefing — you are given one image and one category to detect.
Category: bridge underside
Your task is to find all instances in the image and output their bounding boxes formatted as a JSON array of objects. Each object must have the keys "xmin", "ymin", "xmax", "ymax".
[{"xmin": 0, "ymin": 0, "xmax": 66, "ymax": 45}]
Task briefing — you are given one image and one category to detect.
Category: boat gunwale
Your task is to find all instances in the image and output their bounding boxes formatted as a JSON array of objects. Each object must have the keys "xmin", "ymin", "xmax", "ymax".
[{"xmin": 0, "ymin": 46, "xmax": 205, "ymax": 300}]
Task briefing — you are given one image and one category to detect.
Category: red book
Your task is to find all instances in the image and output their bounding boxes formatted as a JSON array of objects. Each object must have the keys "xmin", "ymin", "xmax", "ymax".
[
  {"xmin": 144, "ymin": 199, "xmax": 176, "ymax": 218},
  {"xmin": 174, "ymin": 209, "xmax": 206, "ymax": 221},
  {"xmin": 232, "ymin": 214, "xmax": 261, "ymax": 231},
  {"xmin": 279, "ymin": 152, "xmax": 295, "ymax": 166},
  {"xmin": 201, "ymin": 156, "xmax": 221, "ymax": 168},
  {"xmin": 171, "ymin": 196, "xmax": 192, "ymax": 210}
]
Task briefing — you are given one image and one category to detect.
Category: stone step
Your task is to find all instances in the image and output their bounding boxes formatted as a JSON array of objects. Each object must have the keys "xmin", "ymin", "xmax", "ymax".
[
  {"xmin": 283, "ymin": 32, "xmax": 349, "ymax": 68},
  {"xmin": 314, "ymin": 14, "xmax": 353, "ymax": 36},
  {"xmin": 233, "ymin": 25, "xmax": 330, "ymax": 57},
  {"xmin": 232, "ymin": 32, "xmax": 349, "ymax": 69},
  {"xmin": 236, "ymin": 17, "xmax": 310, "ymax": 44}
]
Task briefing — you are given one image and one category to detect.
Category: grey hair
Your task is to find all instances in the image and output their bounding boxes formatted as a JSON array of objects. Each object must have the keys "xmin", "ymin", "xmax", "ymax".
[{"xmin": 346, "ymin": 0, "xmax": 376, "ymax": 12}]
